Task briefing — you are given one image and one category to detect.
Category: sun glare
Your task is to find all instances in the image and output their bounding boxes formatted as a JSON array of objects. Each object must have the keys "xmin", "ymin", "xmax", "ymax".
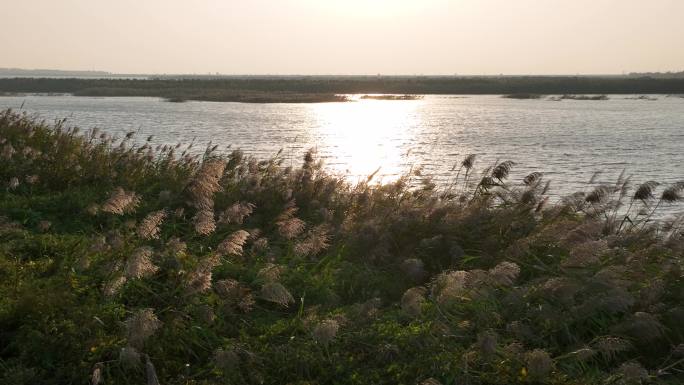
[{"xmin": 309, "ymin": 97, "xmax": 421, "ymax": 183}]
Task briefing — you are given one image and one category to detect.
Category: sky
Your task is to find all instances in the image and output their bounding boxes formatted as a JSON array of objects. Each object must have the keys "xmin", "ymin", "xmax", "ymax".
[{"xmin": 2, "ymin": 0, "xmax": 683, "ymax": 75}]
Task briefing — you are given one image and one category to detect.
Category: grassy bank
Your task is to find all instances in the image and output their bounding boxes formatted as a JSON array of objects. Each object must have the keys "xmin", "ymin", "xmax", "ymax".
[
  {"xmin": 76, "ymin": 89, "xmax": 348, "ymax": 103},
  {"xmin": 2, "ymin": 76, "xmax": 684, "ymax": 103},
  {"xmin": 0, "ymin": 109, "xmax": 683, "ymax": 384}
]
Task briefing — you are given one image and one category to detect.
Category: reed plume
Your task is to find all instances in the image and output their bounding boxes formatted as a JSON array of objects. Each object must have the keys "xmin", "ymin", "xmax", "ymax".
[
  {"xmin": 193, "ymin": 209, "xmax": 216, "ymax": 235},
  {"xmin": 186, "ymin": 159, "xmax": 225, "ymax": 211},
  {"xmin": 186, "ymin": 254, "xmax": 220, "ymax": 294},
  {"xmin": 256, "ymin": 263, "xmax": 285, "ymax": 282},
  {"xmin": 219, "ymin": 202, "xmax": 255, "ymax": 224},
  {"xmin": 125, "ymin": 308, "xmax": 162, "ymax": 348},
  {"xmin": 260, "ymin": 282, "xmax": 294, "ymax": 307},
  {"xmin": 136, "ymin": 210, "xmax": 166, "ymax": 240},
  {"xmin": 594, "ymin": 337, "xmax": 632, "ymax": 360},
  {"xmin": 91, "ymin": 364, "xmax": 103, "ymax": 385},
  {"xmin": 125, "ymin": 247, "xmax": 158, "ymax": 279},
  {"xmin": 276, "ymin": 203, "xmax": 306, "ymax": 239},
  {"xmin": 431, "ymin": 271, "xmax": 468, "ymax": 304},
  {"xmin": 187, "ymin": 159, "xmax": 225, "ymax": 235},
  {"xmin": 101, "ymin": 187, "xmax": 141, "ymax": 215},
  {"xmin": 217, "ymin": 229, "xmax": 250, "ymax": 256},
  {"xmin": 661, "ymin": 182, "xmax": 684, "ymax": 202},
  {"xmin": 8, "ymin": 177, "xmax": 19, "ymax": 190},
  {"xmin": 488, "ymin": 261, "xmax": 520, "ymax": 286},
  {"xmin": 104, "ymin": 276, "xmax": 127, "ymax": 296},
  {"xmin": 633, "ymin": 181, "xmax": 659, "ymax": 202},
  {"xmin": 294, "ymin": 224, "xmax": 330, "ymax": 257},
  {"xmin": 401, "ymin": 286, "xmax": 426, "ymax": 317},
  {"xmin": 492, "ymin": 160, "xmax": 515, "ymax": 182}
]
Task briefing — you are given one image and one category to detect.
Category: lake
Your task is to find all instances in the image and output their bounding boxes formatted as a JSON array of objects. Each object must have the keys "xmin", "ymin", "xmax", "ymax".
[{"xmin": 1, "ymin": 94, "xmax": 683, "ymax": 201}]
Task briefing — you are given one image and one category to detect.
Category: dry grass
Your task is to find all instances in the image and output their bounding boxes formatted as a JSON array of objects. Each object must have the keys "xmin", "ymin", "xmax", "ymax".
[{"xmin": 0, "ymin": 109, "xmax": 682, "ymax": 385}]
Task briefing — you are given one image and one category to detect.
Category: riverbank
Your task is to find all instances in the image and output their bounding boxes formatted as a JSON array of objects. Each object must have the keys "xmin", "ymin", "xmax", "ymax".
[
  {"xmin": 2, "ymin": 76, "xmax": 684, "ymax": 103},
  {"xmin": 1, "ymin": 109, "xmax": 683, "ymax": 384}
]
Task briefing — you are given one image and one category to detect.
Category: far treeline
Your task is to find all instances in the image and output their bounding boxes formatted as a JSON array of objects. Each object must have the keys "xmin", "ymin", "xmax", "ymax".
[{"xmin": 1, "ymin": 76, "xmax": 684, "ymax": 103}]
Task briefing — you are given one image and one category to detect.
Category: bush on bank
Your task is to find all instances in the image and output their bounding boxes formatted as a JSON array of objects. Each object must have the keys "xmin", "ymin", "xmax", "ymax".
[{"xmin": 0, "ymin": 109, "xmax": 683, "ymax": 384}]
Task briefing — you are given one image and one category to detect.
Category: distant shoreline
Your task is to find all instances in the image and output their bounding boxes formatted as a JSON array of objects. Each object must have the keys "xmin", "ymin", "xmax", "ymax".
[{"xmin": 1, "ymin": 76, "xmax": 684, "ymax": 103}]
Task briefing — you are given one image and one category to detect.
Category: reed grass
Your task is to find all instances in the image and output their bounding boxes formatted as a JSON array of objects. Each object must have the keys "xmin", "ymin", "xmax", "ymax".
[
  {"xmin": 0, "ymin": 109, "xmax": 683, "ymax": 384},
  {"xmin": 3, "ymin": 76, "xmax": 684, "ymax": 99}
]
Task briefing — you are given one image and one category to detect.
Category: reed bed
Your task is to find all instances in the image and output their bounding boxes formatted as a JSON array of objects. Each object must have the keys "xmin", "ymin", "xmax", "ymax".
[
  {"xmin": 0, "ymin": 109, "xmax": 682, "ymax": 385},
  {"xmin": 3, "ymin": 77, "xmax": 684, "ymax": 98}
]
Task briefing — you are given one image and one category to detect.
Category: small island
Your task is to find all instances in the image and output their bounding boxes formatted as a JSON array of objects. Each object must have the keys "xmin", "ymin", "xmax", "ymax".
[{"xmin": 359, "ymin": 94, "xmax": 423, "ymax": 100}]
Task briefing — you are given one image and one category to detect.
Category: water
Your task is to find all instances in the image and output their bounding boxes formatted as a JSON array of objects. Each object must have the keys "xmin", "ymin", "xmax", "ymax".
[{"xmin": 1, "ymin": 94, "xmax": 683, "ymax": 200}]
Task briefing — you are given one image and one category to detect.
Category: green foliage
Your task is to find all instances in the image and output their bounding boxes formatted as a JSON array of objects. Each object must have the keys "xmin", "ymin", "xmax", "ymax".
[{"xmin": 0, "ymin": 110, "xmax": 683, "ymax": 384}]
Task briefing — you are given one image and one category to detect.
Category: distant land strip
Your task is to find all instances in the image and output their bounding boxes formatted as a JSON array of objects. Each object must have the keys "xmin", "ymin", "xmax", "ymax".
[{"xmin": 1, "ymin": 76, "xmax": 684, "ymax": 103}]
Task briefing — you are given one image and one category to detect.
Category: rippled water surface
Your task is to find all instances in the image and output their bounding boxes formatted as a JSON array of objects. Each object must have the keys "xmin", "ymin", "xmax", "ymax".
[{"xmin": 2, "ymin": 94, "xmax": 683, "ymax": 198}]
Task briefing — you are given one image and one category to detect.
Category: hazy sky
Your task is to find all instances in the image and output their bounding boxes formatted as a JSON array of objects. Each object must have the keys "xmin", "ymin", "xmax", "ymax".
[{"xmin": 3, "ymin": 0, "xmax": 683, "ymax": 75}]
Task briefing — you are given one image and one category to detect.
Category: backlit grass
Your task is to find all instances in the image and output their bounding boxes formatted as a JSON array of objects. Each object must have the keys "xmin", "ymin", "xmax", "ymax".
[{"xmin": 0, "ymin": 109, "xmax": 682, "ymax": 384}]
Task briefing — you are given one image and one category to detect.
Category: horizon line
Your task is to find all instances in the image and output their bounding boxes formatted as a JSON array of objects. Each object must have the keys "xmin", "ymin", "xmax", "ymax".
[{"xmin": 2, "ymin": 67, "xmax": 684, "ymax": 78}]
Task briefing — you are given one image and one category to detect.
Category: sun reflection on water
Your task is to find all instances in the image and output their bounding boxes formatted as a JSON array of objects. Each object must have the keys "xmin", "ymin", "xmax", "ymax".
[{"xmin": 308, "ymin": 98, "xmax": 422, "ymax": 183}]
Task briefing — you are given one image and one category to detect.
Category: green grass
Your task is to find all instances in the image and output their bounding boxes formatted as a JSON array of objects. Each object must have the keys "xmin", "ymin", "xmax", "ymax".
[{"xmin": 0, "ymin": 109, "xmax": 683, "ymax": 384}]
